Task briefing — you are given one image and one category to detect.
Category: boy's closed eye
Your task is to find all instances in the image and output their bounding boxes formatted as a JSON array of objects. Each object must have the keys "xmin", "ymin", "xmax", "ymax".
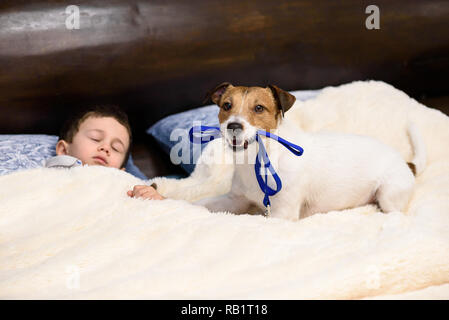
[
  {"xmin": 88, "ymin": 133, "xmax": 124, "ymax": 153},
  {"xmin": 88, "ymin": 132, "xmax": 102, "ymax": 142},
  {"xmin": 112, "ymin": 142, "xmax": 124, "ymax": 153}
]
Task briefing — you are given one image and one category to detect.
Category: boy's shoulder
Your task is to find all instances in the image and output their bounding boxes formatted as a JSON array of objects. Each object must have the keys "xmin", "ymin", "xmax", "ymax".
[{"xmin": 45, "ymin": 155, "xmax": 83, "ymax": 168}]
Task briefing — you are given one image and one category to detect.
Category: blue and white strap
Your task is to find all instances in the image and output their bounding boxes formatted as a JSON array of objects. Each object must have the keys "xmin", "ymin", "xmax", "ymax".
[
  {"xmin": 254, "ymin": 130, "xmax": 304, "ymax": 212},
  {"xmin": 189, "ymin": 125, "xmax": 304, "ymax": 215},
  {"xmin": 189, "ymin": 125, "xmax": 221, "ymax": 144}
]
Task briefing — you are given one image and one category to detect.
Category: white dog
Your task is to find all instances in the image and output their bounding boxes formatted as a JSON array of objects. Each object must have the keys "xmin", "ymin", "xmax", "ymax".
[{"xmin": 155, "ymin": 83, "xmax": 425, "ymax": 220}]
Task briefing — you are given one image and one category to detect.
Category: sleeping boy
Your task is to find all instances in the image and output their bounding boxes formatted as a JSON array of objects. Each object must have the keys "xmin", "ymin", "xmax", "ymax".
[{"xmin": 45, "ymin": 105, "xmax": 164, "ymax": 200}]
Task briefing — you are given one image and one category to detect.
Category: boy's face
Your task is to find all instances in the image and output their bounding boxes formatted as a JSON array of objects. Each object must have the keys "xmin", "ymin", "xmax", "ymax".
[{"xmin": 56, "ymin": 116, "xmax": 130, "ymax": 169}]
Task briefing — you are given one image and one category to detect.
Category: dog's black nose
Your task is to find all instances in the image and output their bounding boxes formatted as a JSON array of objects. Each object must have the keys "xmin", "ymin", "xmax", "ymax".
[{"xmin": 227, "ymin": 122, "xmax": 243, "ymax": 131}]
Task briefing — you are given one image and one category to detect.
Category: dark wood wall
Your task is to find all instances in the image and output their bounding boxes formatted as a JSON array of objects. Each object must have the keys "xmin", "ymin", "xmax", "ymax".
[{"xmin": 1, "ymin": 0, "xmax": 448, "ymax": 138}]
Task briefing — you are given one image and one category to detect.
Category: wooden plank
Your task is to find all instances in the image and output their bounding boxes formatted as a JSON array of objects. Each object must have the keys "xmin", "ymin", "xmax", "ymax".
[{"xmin": 0, "ymin": 0, "xmax": 448, "ymax": 136}]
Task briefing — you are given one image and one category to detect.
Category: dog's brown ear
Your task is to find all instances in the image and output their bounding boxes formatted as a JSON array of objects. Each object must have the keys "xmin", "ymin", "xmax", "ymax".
[
  {"xmin": 203, "ymin": 82, "xmax": 232, "ymax": 104},
  {"xmin": 268, "ymin": 85, "xmax": 296, "ymax": 116}
]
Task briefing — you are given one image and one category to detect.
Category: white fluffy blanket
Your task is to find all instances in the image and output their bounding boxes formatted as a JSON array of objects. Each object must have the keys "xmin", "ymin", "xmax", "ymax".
[{"xmin": 1, "ymin": 81, "xmax": 448, "ymax": 299}]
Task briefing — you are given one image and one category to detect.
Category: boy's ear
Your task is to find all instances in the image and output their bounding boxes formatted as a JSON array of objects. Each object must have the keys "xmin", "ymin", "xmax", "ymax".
[{"xmin": 55, "ymin": 140, "xmax": 69, "ymax": 155}]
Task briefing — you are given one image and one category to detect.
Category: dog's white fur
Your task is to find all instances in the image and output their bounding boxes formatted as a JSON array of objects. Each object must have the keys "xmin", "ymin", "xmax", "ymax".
[
  {"xmin": 196, "ymin": 85, "xmax": 426, "ymax": 220},
  {"xmin": 200, "ymin": 116, "xmax": 421, "ymax": 220},
  {"xmin": 152, "ymin": 84, "xmax": 426, "ymax": 220}
]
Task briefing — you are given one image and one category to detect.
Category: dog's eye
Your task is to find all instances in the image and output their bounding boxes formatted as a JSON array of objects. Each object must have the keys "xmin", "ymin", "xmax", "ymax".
[
  {"xmin": 222, "ymin": 102, "xmax": 232, "ymax": 111},
  {"xmin": 254, "ymin": 105, "xmax": 264, "ymax": 113}
]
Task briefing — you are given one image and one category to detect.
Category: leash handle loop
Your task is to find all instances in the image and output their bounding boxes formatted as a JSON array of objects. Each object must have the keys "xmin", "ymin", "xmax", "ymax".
[{"xmin": 189, "ymin": 126, "xmax": 221, "ymax": 144}]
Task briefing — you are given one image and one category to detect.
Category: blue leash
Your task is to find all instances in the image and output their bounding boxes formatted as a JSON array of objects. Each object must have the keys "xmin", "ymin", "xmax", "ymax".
[{"xmin": 189, "ymin": 126, "xmax": 304, "ymax": 215}]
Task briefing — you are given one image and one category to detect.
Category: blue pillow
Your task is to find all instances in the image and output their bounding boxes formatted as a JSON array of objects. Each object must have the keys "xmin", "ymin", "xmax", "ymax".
[
  {"xmin": 147, "ymin": 89, "xmax": 321, "ymax": 173},
  {"xmin": 0, "ymin": 134, "xmax": 147, "ymax": 180}
]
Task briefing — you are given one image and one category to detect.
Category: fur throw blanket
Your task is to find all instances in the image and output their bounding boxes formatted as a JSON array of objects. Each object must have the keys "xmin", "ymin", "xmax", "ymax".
[{"xmin": 1, "ymin": 81, "xmax": 448, "ymax": 299}]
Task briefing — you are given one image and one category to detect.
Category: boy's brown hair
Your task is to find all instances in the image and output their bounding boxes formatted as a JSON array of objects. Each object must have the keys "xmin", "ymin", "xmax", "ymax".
[{"xmin": 59, "ymin": 105, "xmax": 132, "ymax": 168}]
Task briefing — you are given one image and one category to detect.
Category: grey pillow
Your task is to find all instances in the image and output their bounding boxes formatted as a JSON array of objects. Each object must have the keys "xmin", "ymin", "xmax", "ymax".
[{"xmin": 0, "ymin": 134, "xmax": 147, "ymax": 180}]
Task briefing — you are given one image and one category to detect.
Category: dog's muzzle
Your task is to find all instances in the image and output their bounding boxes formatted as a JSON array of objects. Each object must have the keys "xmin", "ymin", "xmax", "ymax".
[{"xmin": 226, "ymin": 122, "xmax": 250, "ymax": 151}]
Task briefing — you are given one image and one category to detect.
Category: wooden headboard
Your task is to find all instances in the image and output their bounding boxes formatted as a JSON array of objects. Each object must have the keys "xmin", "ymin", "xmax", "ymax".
[{"xmin": 1, "ymin": 0, "xmax": 448, "ymax": 140}]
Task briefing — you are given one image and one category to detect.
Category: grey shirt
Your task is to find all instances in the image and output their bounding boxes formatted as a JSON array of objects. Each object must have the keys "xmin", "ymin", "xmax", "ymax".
[{"xmin": 44, "ymin": 155, "xmax": 83, "ymax": 168}]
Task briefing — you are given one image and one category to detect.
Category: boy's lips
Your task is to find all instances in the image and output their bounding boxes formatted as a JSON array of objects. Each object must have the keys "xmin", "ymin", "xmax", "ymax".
[{"xmin": 93, "ymin": 156, "xmax": 107, "ymax": 165}]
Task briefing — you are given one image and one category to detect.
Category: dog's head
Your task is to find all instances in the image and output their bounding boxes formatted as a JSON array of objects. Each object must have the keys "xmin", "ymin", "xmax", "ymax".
[{"xmin": 205, "ymin": 83, "xmax": 296, "ymax": 151}]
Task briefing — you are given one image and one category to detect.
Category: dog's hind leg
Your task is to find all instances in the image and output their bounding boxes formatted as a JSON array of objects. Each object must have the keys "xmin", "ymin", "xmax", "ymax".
[{"xmin": 376, "ymin": 173, "xmax": 414, "ymax": 213}]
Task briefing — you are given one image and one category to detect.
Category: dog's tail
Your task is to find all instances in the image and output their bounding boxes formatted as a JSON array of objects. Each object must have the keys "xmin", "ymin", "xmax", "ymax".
[{"xmin": 407, "ymin": 122, "xmax": 426, "ymax": 176}]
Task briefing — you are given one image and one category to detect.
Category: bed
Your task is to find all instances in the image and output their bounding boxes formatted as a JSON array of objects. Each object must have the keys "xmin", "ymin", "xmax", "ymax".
[{"xmin": 1, "ymin": 0, "xmax": 449, "ymax": 299}]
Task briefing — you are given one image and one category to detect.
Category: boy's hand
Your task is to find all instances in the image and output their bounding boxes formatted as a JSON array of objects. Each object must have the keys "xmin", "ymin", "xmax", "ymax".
[{"xmin": 127, "ymin": 185, "xmax": 165, "ymax": 200}]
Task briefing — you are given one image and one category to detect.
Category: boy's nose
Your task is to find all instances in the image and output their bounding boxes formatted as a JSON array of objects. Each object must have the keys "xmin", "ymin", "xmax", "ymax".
[{"xmin": 99, "ymin": 145, "xmax": 110, "ymax": 154}]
